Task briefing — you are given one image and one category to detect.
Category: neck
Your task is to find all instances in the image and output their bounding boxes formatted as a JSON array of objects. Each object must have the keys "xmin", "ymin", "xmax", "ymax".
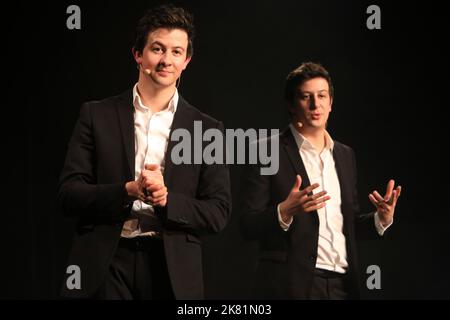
[
  {"xmin": 292, "ymin": 122, "xmax": 326, "ymax": 152},
  {"xmin": 137, "ymin": 76, "xmax": 176, "ymax": 113}
]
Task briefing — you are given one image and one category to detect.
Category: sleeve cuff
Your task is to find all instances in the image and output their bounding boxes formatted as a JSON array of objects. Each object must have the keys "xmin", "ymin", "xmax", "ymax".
[
  {"xmin": 277, "ymin": 203, "xmax": 293, "ymax": 231},
  {"xmin": 374, "ymin": 211, "xmax": 393, "ymax": 236}
]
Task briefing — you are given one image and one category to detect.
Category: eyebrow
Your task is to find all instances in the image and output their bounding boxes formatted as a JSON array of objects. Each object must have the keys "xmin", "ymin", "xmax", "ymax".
[
  {"xmin": 150, "ymin": 41, "xmax": 185, "ymax": 51},
  {"xmin": 298, "ymin": 89, "xmax": 329, "ymax": 94}
]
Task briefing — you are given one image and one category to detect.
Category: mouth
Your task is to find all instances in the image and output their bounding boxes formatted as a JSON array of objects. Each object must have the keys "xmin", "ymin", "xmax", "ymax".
[
  {"xmin": 310, "ymin": 113, "xmax": 322, "ymax": 120},
  {"xmin": 156, "ymin": 70, "xmax": 172, "ymax": 76}
]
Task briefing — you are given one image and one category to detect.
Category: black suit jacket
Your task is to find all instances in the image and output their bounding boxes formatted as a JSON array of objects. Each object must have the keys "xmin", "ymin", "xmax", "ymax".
[
  {"xmin": 240, "ymin": 128, "xmax": 379, "ymax": 299},
  {"xmin": 58, "ymin": 89, "xmax": 231, "ymax": 299}
]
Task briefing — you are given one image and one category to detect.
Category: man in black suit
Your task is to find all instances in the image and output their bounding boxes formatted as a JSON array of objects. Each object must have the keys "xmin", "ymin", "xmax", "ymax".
[
  {"xmin": 58, "ymin": 4, "xmax": 231, "ymax": 299},
  {"xmin": 240, "ymin": 62, "xmax": 401, "ymax": 299}
]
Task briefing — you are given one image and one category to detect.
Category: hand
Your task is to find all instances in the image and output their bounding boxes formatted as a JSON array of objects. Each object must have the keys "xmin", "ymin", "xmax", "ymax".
[
  {"xmin": 140, "ymin": 164, "xmax": 168, "ymax": 207},
  {"xmin": 279, "ymin": 175, "xmax": 331, "ymax": 223},
  {"xmin": 125, "ymin": 181, "xmax": 146, "ymax": 202},
  {"xmin": 369, "ymin": 179, "xmax": 402, "ymax": 227}
]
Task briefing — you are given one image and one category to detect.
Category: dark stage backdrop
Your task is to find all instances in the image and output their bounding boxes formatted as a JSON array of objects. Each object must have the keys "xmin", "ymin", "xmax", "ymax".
[{"xmin": 3, "ymin": 0, "xmax": 449, "ymax": 299}]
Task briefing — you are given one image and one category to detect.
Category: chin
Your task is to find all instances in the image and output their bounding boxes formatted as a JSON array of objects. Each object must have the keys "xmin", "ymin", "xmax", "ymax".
[
  {"xmin": 308, "ymin": 123, "xmax": 326, "ymax": 130},
  {"xmin": 155, "ymin": 79, "xmax": 175, "ymax": 87}
]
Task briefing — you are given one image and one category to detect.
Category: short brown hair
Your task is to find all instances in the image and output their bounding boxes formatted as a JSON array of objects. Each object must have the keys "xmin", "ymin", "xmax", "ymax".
[
  {"xmin": 284, "ymin": 62, "xmax": 334, "ymax": 104},
  {"xmin": 133, "ymin": 4, "xmax": 195, "ymax": 57}
]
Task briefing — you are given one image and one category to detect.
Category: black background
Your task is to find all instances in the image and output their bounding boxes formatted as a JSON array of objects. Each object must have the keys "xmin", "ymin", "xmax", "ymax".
[{"xmin": 3, "ymin": 0, "xmax": 449, "ymax": 299}]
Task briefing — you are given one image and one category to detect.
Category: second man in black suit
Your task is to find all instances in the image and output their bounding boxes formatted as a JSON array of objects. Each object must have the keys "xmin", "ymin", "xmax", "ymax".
[{"xmin": 240, "ymin": 62, "xmax": 402, "ymax": 299}]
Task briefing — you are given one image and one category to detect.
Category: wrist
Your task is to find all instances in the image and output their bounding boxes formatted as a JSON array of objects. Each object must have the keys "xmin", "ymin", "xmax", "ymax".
[
  {"xmin": 376, "ymin": 211, "xmax": 392, "ymax": 227},
  {"xmin": 380, "ymin": 217, "xmax": 392, "ymax": 227},
  {"xmin": 123, "ymin": 182, "xmax": 134, "ymax": 208},
  {"xmin": 279, "ymin": 202, "xmax": 291, "ymax": 223},
  {"xmin": 124, "ymin": 181, "xmax": 138, "ymax": 200}
]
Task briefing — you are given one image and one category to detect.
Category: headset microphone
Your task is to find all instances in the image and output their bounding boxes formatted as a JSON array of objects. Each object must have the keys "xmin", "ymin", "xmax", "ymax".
[{"xmin": 139, "ymin": 64, "xmax": 152, "ymax": 75}]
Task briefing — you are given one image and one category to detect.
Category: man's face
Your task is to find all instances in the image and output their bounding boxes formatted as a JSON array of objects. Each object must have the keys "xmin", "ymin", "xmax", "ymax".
[
  {"xmin": 134, "ymin": 28, "xmax": 191, "ymax": 88},
  {"xmin": 289, "ymin": 77, "xmax": 333, "ymax": 130}
]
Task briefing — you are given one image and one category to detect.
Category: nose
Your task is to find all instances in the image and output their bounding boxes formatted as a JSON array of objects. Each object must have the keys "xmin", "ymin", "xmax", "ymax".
[
  {"xmin": 159, "ymin": 51, "xmax": 172, "ymax": 67},
  {"xmin": 308, "ymin": 95, "xmax": 318, "ymax": 110}
]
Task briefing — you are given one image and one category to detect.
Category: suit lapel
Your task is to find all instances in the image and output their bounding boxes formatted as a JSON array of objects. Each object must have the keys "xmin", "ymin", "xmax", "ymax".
[
  {"xmin": 281, "ymin": 128, "xmax": 311, "ymax": 189},
  {"xmin": 163, "ymin": 96, "xmax": 192, "ymax": 186},
  {"xmin": 332, "ymin": 144, "xmax": 352, "ymax": 219},
  {"xmin": 282, "ymin": 128, "xmax": 325, "ymax": 235},
  {"xmin": 115, "ymin": 90, "xmax": 135, "ymax": 179}
]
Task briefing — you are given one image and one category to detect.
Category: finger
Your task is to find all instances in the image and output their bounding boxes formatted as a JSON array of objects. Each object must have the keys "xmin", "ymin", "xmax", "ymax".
[
  {"xmin": 304, "ymin": 195, "xmax": 331, "ymax": 209},
  {"xmin": 369, "ymin": 194, "xmax": 390, "ymax": 212},
  {"xmin": 304, "ymin": 193, "xmax": 329, "ymax": 206},
  {"xmin": 373, "ymin": 191, "xmax": 390, "ymax": 209},
  {"xmin": 391, "ymin": 190, "xmax": 397, "ymax": 205},
  {"xmin": 140, "ymin": 171, "xmax": 157, "ymax": 182},
  {"xmin": 291, "ymin": 175, "xmax": 302, "ymax": 193},
  {"xmin": 396, "ymin": 186, "xmax": 402, "ymax": 199},
  {"xmin": 368, "ymin": 194, "xmax": 379, "ymax": 207},
  {"xmin": 152, "ymin": 187, "xmax": 167, "ymax": 198},
  {"xmin": 137, "ymin": 190, "xmax": 146, "ymax": 202},
  {"xmin": 142, "ymin": 171, "xmax": 163, "ymax": 180},
  {"xmin": 310, "ymin": 190, "xmax": 328, "ymax": 201},
  {"xmin": 300, "ymin": 183, "xmax": 320, "ymax": 197},
  {"xmin": 143, "ymin": 175, "xmax": 163, "ymax": 186},
  {"xmin": 147, "ymin": 193, "xmax": 168, "ymax": 206},
  {"xmin": 305, "ymin": 202, "xmax": 327, "ymax": 212},
  {"xmin": 146, "ymin": 169, "xmax": 163, "ymax": 176},
  {"xmin": 378, "ymin": 201, "xmax": 390, "ymax": 212},
  {"xmin": 389, "ymin": 187, "xmax": 401, "ymax": 206},
  {"xmin": 391, "ymin": 188, "xmax": 401, "ymax": 206},
  {"xmin": 146, "ymin": 173, "xmax": 164, "ymax": 184},
  {"xmin": 372, "ymin": 190, "xmax": 385, "ymax": 203},
  {"xmin": 146, "ymin": 195, "xmax": 167, "ymax": 204},
  {"xmin": 153, "ymin": 193, "xmax": 168, "ymax": 203},
  {"xmin": 146, "ymin": 183, "xmax": 165, "ymax": 192},
  {"xmin": 144, "ymin": 163, "xmax": 160, "ymax": 171},
  {"xmin": 384, "ymin": 179, "xmax": 395, "ymax": 201},
  {"xmin": 138, "ymin": 176, "xmax": 146, "ymax": 189},
  {"xmin": 153, "ymin": 199, "xmax": 167, "ymax": 207}
]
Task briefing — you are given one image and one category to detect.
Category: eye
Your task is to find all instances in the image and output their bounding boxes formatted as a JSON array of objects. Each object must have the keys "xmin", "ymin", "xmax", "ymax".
[
  {"xmin": 301, "ymin": 94, "xmax": 310, "ymax": 100},
  {"xmin": 173, "ymin": 50, "xmax": 182, "ymax": 56},
  {"xmin": 151, "ymin": 47, "xmax": 162, "ymax": 53}
]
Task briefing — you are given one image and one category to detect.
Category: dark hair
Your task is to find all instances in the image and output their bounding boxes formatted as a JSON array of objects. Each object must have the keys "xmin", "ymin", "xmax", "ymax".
[
  {"xmin": 133, "ymin": 4, "xmax": 195, "ymax": 57},
  {"xmin": 284, "ymin": 62, "xmax": 334, "ymax": 104}
]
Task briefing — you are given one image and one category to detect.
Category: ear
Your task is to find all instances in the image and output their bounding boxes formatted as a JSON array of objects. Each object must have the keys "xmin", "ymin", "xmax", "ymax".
[
  {"xmin": 132, "ymin": 47, "xmax": 143, "ymax": 65},
  {"xmin": 182, "ymin": 56, "xmax": 192, "ymax": 70},
  {"xmin": 329, "ymin": 96, "xmax": 333, "ymax": 111}
]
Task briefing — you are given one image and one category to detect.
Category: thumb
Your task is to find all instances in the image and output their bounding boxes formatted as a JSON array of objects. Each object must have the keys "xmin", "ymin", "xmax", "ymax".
[
  {"xmin": 144, "ymin": 163, "xmax": 160, "ymax": 171},
  {"xmin": 291, "ymin": 175, "xmax": 302, "ymax": 193}
]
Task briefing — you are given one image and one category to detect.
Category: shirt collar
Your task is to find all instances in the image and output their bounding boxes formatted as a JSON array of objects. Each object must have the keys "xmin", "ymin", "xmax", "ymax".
[
  {"xmin": 132, "ymin": 83, "xmax": 178, "ymax": 114},
  {"xmin": 289, "ymin": 123, "xmax": 335, "ymax": 152}
]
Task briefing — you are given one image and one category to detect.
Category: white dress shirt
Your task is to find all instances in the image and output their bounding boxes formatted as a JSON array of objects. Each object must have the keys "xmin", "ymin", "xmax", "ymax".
[
  {"xmin": 121, "ymin": 84, "xmax": 178, "ymax": 238},
  {"xmin": 277, "ymin": 125, "xmax": 392, "ymax": 273}
]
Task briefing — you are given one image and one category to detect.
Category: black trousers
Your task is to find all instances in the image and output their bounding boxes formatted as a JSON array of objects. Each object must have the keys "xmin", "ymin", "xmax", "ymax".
[
  {"xmin": 309, "ymin": 268, "xmax": 350, "ymax": 300},
  {"xmin": 94, "ymin": 236, "xmax": 174, "ymax": 300}
]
